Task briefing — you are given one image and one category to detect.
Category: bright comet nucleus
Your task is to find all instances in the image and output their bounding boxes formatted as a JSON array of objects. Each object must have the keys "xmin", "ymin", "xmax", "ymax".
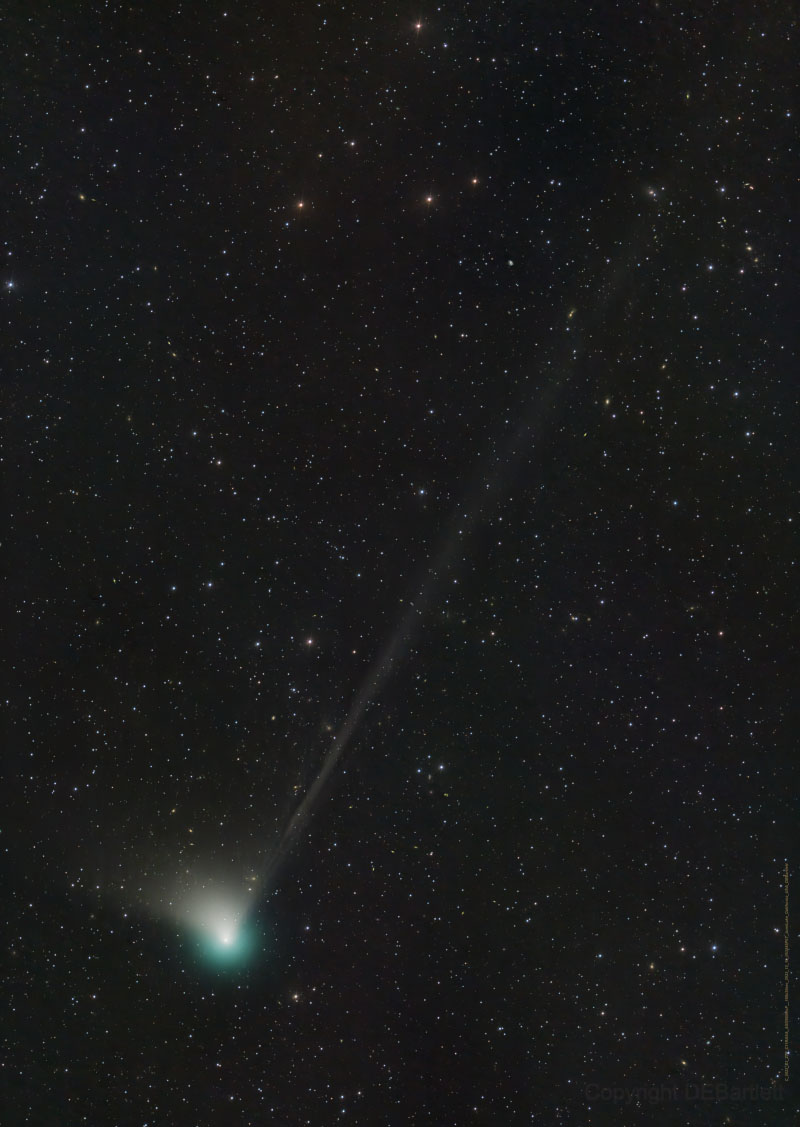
[
  {"xmin": 196, "ymin": 904, "xmax": 248, "ymax": 960},
  {"xmin": 213, "ymin": 920, "xmax": 237, "ymax": 947},
  {"xmin": 168, "ymin": 879, "xmax": 259, "ymax": 967}
]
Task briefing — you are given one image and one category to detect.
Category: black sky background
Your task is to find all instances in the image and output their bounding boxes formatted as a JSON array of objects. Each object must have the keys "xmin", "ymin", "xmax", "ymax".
[{"xmin": 4, "ymin": 1, "xmax": 796, "ymax": 1124}]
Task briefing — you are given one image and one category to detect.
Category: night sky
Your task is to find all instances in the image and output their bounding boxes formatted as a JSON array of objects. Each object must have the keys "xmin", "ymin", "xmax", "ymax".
[{"xmin": 4, "ymin": 2, "xmax": 796, "ymax": 1124}]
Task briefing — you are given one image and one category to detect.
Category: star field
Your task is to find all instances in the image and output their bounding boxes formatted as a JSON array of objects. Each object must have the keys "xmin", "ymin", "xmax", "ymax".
[{"xmin": 4, "ymin": 1, "xmax": 796, "ymax": 1123}]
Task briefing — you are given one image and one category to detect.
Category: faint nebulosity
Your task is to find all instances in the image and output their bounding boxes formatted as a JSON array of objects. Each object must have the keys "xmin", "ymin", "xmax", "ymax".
[{"xmin": 4, "ymin": 1, "xmax": 795, "ymax": 1123}]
